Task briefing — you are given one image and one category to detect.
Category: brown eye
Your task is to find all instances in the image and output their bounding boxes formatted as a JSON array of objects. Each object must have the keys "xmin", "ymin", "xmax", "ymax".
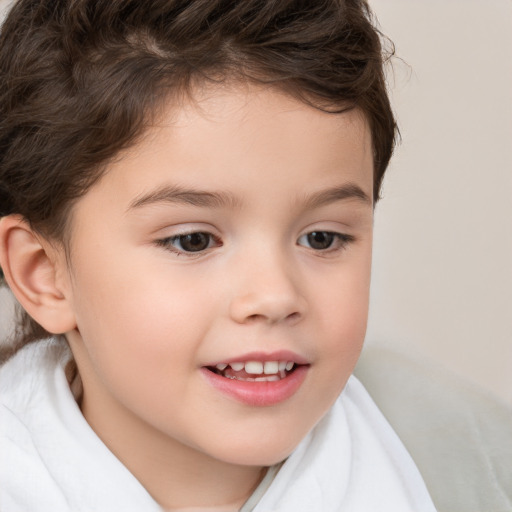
[
  {"xmin": 157, "ymin": 231, "xmax": 220, "ymax": 254},
  {"xmin": 176, "ymin": 232, "xmax": 212, "ymax": 252},
  {"xmin": 297, "ymin": 231, "xmax": 354, "ymax": 252},
  {"xmin": 306, "ymin": 231, "xmax": 335, "ymax": 250}
]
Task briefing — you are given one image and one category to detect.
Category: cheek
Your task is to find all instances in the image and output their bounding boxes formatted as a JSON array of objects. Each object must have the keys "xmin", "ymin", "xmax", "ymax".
[
  {"xmin": 320, "ymin": 258, "xmax": 371, "ymax": 341},
  {"xmin": 310, "ymin": 258, "xmax": 371, "ymax": 393},
  {"xmin": 72, "ymin": 247, "xmax": 210, "ymax": 336},
  {"xmin": 68, "ymin": 262, "xmax": 213, "ymax": 391},
  {"xmin": 320, "ymin": 291, "xmax": 367, "ymax": 378}
]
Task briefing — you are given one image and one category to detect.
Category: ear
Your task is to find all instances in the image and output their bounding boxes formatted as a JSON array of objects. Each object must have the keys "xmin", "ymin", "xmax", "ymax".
[{"xmin": 0, "ymin": 215, "xmax": 77, "ymax": 334}]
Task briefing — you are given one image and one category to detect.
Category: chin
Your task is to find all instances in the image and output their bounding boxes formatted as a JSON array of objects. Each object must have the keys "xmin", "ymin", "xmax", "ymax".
[{"xmin": 206, "ymin": 428, "xmax": 308, "ymax": 468}]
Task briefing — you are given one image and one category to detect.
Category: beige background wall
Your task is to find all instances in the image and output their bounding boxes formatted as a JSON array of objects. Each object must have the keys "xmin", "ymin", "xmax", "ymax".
[
  {"xmin": 0, "ymin": 0, "xmax": 11, "ymax": 21},
  {"xmin": 366, "ymin": 0, "xmax": 512, "ymax": 405},
  {"xmin": 1, "ymin": 0, "xmax": 511, "ymax": 404}
]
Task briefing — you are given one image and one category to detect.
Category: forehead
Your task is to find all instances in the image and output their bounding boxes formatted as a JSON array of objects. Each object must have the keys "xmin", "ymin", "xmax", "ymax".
[
  {"xmin": 160, "ymin": 82, "xmax": 372, "ymax": 159},
  {"xmin": 72, "ymin": 84, "xmax": 373, "ymax": 220}
]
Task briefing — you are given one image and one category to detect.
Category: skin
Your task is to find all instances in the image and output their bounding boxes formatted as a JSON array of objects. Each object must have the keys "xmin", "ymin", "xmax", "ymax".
[{"xmin": 4, "ymin": 84, "xmax": 375, "ymax": 509}]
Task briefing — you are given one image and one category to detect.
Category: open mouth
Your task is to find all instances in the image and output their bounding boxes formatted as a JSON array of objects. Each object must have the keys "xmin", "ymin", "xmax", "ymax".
[
  {"xmin": 202, "ymin": 356, "xmax": 309, "ymax": 405},
  {"xmin": 206, "ymin": 360, "xmax": 298, "ymax": 382}
]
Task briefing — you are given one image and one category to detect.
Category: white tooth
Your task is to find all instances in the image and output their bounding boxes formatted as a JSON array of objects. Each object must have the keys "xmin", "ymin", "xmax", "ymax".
[
  {"xmin": 215, "ymin": 363, "xmax": 228, "ymax": 371},
  {"xmin": 245, "ymin": 361, "xmax": 264, "ymax": 374},
  {"xmin": 285, "ymin": 361, "xmax": 294, "ymax": 371},
  {"xmin": 254, "ymin": 375, "xmax": 282, "ymax": 382},
  {"xmin": 246, "ymin": 377, "xmax": 255, "ymax": 382},
  {"xmin": 230, "ymin": 362, "xmax": 244, "ymax": 371},
  {"xmin": 264, "ymin": 361, "xmax": 279, "ymax": 374},
  {"xmin": 278, "ymin": 361, "xmax": 287, "ymax": 372}
]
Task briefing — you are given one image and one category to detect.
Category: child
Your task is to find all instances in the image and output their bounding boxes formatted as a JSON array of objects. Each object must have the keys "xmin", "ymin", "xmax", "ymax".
[{"xmin": 0, "ymin": 1, "xmax": 437, "ymax": 510}]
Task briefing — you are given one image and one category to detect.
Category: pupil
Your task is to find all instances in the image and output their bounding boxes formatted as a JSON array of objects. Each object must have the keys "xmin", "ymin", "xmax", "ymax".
[
  {"xmin": 308, "ymin": 231, "xmax": 333, "ymax": 250},
  {"xmin": 181, "ymin": 233, "xmax": 209, "ymax": 252}
]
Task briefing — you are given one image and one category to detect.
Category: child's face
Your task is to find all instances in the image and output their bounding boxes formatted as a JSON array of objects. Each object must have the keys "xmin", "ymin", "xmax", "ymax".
[{"xmin": 62, "ymin": 84, "xmax": 374, "ymax": 467}]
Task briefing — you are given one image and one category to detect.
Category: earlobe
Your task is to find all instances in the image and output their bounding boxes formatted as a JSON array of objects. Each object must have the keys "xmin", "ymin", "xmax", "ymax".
[{"xmin": 0, "ymin": 215, "xmax": 77, "ymax": 334}]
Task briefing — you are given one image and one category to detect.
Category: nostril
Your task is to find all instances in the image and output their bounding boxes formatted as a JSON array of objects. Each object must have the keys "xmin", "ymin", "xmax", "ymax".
[
  {"xmin": 286, "ymin": 312, "xmax": 301, "ymax": 322},
  {"xmin": 246, "ymin": 313, "xmax": 265, "ymax": 323},
  {"xmin": 245, "ymin": 311, "xmax": 301, "ymax": 324}
]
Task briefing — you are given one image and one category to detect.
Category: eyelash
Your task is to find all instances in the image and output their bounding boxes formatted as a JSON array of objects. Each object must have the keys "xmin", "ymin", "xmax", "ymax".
[
  {"xmin": 155, "ymin": 231, "xmax": 223, "ymax": 256},
  {"xmin": 297, "ymin": 231, "xmax": 355, "ymax": 253},
  {"xmin": 155, "ymin": 230, "xmax": 355, "ymax": 256}
]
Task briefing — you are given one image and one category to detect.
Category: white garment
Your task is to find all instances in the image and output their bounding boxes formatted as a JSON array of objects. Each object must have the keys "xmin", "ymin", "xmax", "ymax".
[{"xmin": 0, "ymin": 338, "xmax": 436, "ymax": 512}]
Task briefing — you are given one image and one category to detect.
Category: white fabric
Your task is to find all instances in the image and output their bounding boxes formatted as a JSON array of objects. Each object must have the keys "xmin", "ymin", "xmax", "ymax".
[
  {"xmin": 252, "ymin": 376, "xmax": 436, "ymax": 512},
  {"xmin": 0, "ymin": 338, "xmax": 436, "ymax": 512}
]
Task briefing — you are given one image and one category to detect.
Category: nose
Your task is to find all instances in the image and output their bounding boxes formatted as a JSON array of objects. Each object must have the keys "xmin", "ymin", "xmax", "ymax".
[{"xmin": 228, "ymin": 251, "xmax": 307, "ymax": 325}]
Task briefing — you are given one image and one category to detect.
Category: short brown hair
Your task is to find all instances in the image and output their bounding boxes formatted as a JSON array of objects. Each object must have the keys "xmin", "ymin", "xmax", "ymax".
[{"xmin": 0, "ymin": 0, "xmax": 397, "ymax": 355}]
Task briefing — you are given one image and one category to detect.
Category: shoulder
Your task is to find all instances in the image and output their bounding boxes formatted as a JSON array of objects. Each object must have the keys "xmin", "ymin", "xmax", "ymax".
[
  {"xmin": 354, "ymin": 344, "xmax": 512, "ymax": 512},
  {"xmin": 0, "ymin": 338, "xmax": 73, "ymax": 511},
  {"xmin": 1, "ymin": 404, "xmax": 71, "ymax": 511},
  {"xmin": 0, "ymin": 337, "xmax": 71, "ymax": 406},
  {"xmin": 0, "ymin": 337, "xmax": 162, "ymax": 512}
]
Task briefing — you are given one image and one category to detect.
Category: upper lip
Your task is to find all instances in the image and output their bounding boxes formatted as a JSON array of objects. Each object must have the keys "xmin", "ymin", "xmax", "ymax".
[{"xmin": 204, "ymin": 350, "xmax": 310, "ymax": 367}]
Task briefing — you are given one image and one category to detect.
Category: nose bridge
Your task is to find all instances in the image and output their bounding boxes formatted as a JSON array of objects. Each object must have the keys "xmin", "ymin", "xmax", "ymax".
[{"xmin": 228, "ymin": 241, "xmax": 306, "ymax": 325}]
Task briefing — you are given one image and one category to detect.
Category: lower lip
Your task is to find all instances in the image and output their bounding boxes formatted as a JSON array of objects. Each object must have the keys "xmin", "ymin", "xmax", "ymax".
[{"xmin": 201, "ymin": 365, "xmax": 309, "ymax": 407}]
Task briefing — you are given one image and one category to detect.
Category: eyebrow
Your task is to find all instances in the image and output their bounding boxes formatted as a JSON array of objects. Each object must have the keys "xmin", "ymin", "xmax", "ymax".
[
  {"xmin": 127, "ymin": 185, "xmax": 241, "ymax": 211},
  {"xmin": 127, "ymin": 182, "xmax": 371, "ymax": 212},
  {"xmin": 301, "ymin": 183, "xmax": 372, "ymax": 209}
]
